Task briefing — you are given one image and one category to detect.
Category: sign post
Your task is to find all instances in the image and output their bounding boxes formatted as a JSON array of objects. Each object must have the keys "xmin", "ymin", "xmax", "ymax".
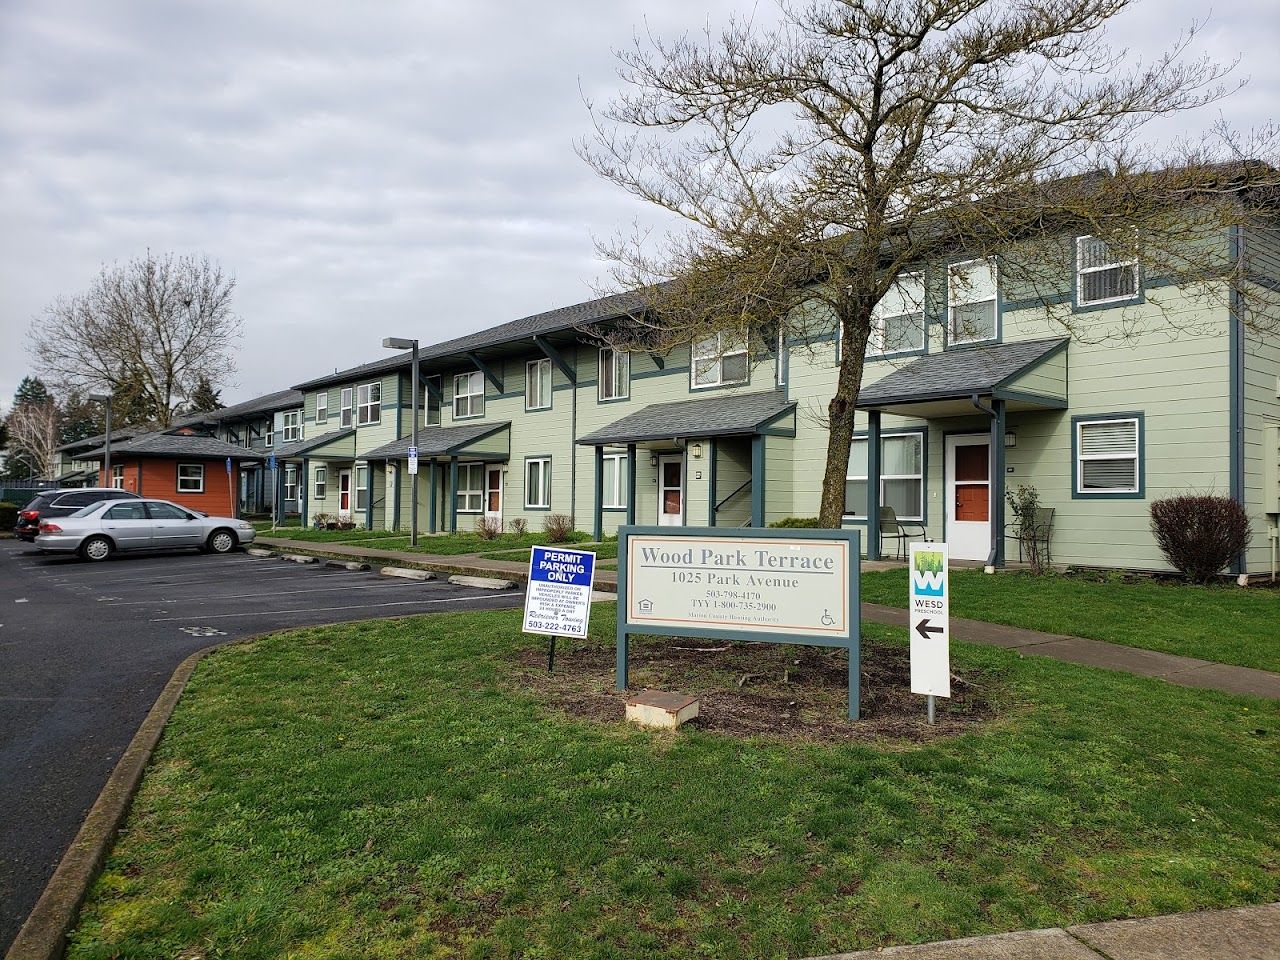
[
  {"xmin": 908, "ymin": 542, "xmax": 950, "ymax": 723},
  {"xmin": 523, "ymin": 545, "xmax": 597, "ymax": 671}
]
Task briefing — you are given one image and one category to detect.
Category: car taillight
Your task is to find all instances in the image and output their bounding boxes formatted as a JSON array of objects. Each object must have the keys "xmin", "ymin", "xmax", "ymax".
[
  {"xmin": 39, "ymin": 522, "xmax": 62, "ymax": 534},
  {"xmin": 20, "ymin": 510, "xmax": 38, "ymax": 521}
]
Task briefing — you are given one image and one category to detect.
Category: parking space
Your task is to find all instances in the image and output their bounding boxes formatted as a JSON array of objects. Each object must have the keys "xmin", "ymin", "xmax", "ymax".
[{"xmin": 0, "ymin": 539, "xmax": 523, "ymax": 950}]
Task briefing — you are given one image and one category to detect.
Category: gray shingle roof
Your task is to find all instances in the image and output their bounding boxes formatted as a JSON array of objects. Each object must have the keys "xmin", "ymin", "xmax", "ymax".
[
  {"xmin": 363, "ymin": 422, "xmax": 511, "ymax": 459},
  {"xmin": 579, "ymin": 391, "xmax": 795, "ymax": 446},
  {"xmin": 193, "ymin": 388, "xmax": 303, "ymax": 423},
  {"xmin": 272, "ymin": 429, "xmax": 357, "ymax": 460},
  {"xmin": 855, "ymin": 338, "xmax": 1069, "ymax": 408},
  {"xmin": 81, "ymin": 432, "xmax": 265, "ymax": 461}
]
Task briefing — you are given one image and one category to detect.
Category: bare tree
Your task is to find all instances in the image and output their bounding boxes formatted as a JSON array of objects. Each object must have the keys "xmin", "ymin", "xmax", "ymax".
[
  {"xmin": 581, "ymin": 0, "xmax": 1280, "ymax": 526},
  {"xmin": 7, "ymin": 399, "xmax": 61, "ymax": 479},
  {"xmin": 31, "ymin": 252, "xmax": 242, "ymax": 429}
]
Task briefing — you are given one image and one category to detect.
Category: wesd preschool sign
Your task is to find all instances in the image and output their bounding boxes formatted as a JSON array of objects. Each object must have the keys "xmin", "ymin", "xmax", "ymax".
[{"xmin": 616, "ymin": 526, "xmax": 863, "ymax": 718}]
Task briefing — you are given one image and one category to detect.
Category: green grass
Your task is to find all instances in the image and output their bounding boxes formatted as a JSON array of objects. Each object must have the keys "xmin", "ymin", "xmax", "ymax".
[
  {"xmin": 480, "ymin": 540, "xmax": 619, "ymax": 563},
  {"xmin": 255, "ymin": 527, "xmax": 415, "ymax": 543},
  {"xmin": 861, "ymin": 569, "xmax": 1280, "ymax": 673},
  {"xmin": 251, "ymin": 517, "xmax": 301, "ymax": 531},
  {"xmin": 68, "ymin": 606, "xmax": 1278, "ymax": 959},
  {"xmin": 359, "ymin": 531, "xmax": 593, "ymax": 556}
]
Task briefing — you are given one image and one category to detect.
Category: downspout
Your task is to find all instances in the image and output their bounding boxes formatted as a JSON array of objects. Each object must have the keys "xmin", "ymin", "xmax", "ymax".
[
  {"xmin": 971, "ymin": 394, "xmax": 1006, "ymax": 572},
  {"xmin": 570, "ymin": 343, "xmax": 578, "ymax": 526},
  {"xmin": 1229, "ymin": 224, "xmax": 1248, "ymax": 583}
]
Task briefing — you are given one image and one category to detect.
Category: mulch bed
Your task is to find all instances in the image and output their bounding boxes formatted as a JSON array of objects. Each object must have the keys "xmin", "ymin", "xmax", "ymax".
[{"xmin": 511, "ymin": 635, "xmax": 1003, "ymax": 744}]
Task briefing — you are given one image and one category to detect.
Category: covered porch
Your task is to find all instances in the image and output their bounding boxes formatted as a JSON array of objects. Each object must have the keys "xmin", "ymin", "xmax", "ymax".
[{"xmin": 273, "ymin": 429, "xmax": 358, "ymax": 526}]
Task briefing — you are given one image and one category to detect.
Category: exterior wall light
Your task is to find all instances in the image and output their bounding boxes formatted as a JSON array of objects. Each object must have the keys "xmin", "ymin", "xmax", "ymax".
[
  {"xmin": 1004, "ymin": 431, "xmax": 1017, "ymax": 448},
  {"xmin": 690, "ymin": 442, "xmax": 703, "ymax": 459},
  {"xmin": 649, "ymin": 455, "xmax": 659, "ymax": 467}
]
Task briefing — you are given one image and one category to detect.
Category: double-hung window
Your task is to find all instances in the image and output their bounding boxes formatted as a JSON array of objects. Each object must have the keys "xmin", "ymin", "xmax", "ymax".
[
  {"xmin": 177, "ymin": 463, "xmax": 205, "ymax": 494},
  {"xmin": 692, "ymin": 332, "xmax": 749, "ymax": 388},
  {"xmin": 282, "ymin": 410, "xmax": 302, "ymax": 443},
  {"xmin": 284, "ymin": 465, "xmax": 297, "ymax": 502},
  {"xmin": 602, "ymin": 453, "xmax": 629, "ymax": 508},
  {"xmin": 1076, "ymin": 236, "xmax": 1139, "ymax": 306},
  {"xmin": 316, "ymin": 392, "xmax": 328, "ymax": 424},
  {"xmin": 844, "ymin": 432, "xmax": 924, "ymax": 520},
  {"xmin": 455, "ymin": 463, "xmax": 484, "ymax": 513},
  {"xmin": 871, "ymin": 273, "xmax": 926, "ymax": 354},
  {"xmin": 599, "ymin": 347, "xmax": 630, "ymax": 400},
  {"xmin": 265, "ymin": 422, "xmax": 274, "ymax": 447},
  {"xmin": 1075, "ymin": 416, "xmax": 1141, "ymax": 495},
  {"xmin": 110, "ymin": 464, "xmax": 124, "ymax": 489},
  {"xmin": 340, "ymin": 388, "xmax": 353, "ymax": 428},
  {"xmin": 526, "ymin": 358, "xmax": 552, "ymax": 411},
  {"xmin": 314, "ymin": 466, "xmax": 327, "ymax": 499},
  {"xmin": 356, "ymin": 382, "xmax": 381, "ymax": 426},
  {"xmin": 426, "ymin": 376, "xmax": 442, "ymax": 425},
  {"xmin": 355, "ymin": 466, "xmax": 368, "ymax": 511},
  {"xmin": 948, "ymin": 260, "xmax": 997, "ymax": 345},
  {"xmin": 454, "ymin": 371, "xmax": 484, "ymax": 419},
  {"xmin": 525, "ymin": 457, "xmax": 552, "ymax": 508}
]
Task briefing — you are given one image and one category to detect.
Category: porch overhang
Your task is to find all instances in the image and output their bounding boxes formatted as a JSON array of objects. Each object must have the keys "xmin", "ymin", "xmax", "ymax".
[
  {"xmin": 577, "ymin": 391, "xmax": 797, "ymax": 447},
  {"xmin": 274, "ymin": 429, "xmax": 357, "ymax": 461},
  {"xmin": 855, "ymin": 338, "xmax": 1069, "ymax": 417},
  {"xmin": 363, "ymin": 422, "xmax": 511, "ymax": 462}
]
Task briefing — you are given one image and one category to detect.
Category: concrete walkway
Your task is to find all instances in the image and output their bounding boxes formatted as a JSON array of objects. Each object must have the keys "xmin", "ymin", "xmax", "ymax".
[
  {"xmin": 255, "ymin": 536, "xmax": 1280, "ymax": 701},
  {"xmin": 806, "ymin": 902, "xmax": 1280, "ymax": 959}
]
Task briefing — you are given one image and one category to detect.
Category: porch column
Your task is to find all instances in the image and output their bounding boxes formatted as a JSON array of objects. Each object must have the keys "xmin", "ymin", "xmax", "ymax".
[
  {"xmin": 301, "ymin": 457, "xmax": 310, "ymax": 526},
  {"xmin": 390, "ymin": 460, "xmax": 400, "ymax": 530},
  {"xmin": 364, "ymin": 464, "xmax": 374, "ymax": 530},
  {"xmin": 988, "ymin": 398, "xmax": 1007, "ymax": 569},
  {"xmin": 707, "ymin": 438, "xmax": 718, "ymax": 527},
  {"xmin": 428, "ymin": 461, "xmax": 437, "ymax": 533},
  {"xmin": 626, "ymin": 443, "xmax": 637, "ymax": 526},
  {"xmin": 866, "ymin": 411, "xmax": 882, "ymax": 561},
  {"xmin": 448, "ymin": 456, "xmax": 459, "ymax": 533},
  {"xmin": 593, "ymin": 446, "xmax": 604, "ymax": 541},
  {"xmin": 750, "ymin": 434, "xmax": 765, "ymax": 528},
  {"xmin": 275, "ymin": 462, "xmax": 285, "ymax": 526}
]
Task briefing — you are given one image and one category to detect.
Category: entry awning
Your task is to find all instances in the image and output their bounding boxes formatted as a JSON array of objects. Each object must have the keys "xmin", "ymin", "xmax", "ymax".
[
  {"xmin": 855, "ymin": 337, "xmax": 1068, "ymax": 417},
  {"xmin": 274, "ymin": 428, "xmax": 357, "ymax": 461},
  {"xmin": 363, "ymin": 422, "xmax": 511, "ymax": 462},
  {"xmin": 578, "ymin": 391, "xmax": 796, "ymax": 446}
]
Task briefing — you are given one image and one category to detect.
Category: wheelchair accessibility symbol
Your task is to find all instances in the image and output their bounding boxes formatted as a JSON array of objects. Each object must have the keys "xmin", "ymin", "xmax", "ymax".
[{"xmin": 820, "ymin": 609, "xmax": 836, "ymax": 626}]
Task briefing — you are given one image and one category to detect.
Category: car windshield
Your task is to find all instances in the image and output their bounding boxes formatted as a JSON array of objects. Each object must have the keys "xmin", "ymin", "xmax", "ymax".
[{"xmin": 69, "ymin": 502, "xmax": 107, "ymax": 518}]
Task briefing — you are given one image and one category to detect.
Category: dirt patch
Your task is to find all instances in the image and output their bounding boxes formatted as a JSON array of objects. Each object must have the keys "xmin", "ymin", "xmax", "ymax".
[{"xmin": 511, "ymin": 636, "xmax": 1002, "ymax": 744}]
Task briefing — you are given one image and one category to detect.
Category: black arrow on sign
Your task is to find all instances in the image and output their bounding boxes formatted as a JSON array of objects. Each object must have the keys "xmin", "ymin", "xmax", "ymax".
[{"xmin": 914, "ymin": 619, "xmax": 945, "ymax": 640}]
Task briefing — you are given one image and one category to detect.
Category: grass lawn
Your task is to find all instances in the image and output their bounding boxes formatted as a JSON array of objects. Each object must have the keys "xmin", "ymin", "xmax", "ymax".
[
  {"xmin": 251, "ymin": 518, "xmax": 301, "ymax": 532},
  {"xmin": 480, "ymin": 540, "xmax": 619, "ymax": 563},
  {"xmin": 358, "ymin": 531, "xmax": 593, "ymax": 556},
  {"xmin": 861, "ymin": 569, "xmax": 1280, "ymax": 674},
  {"xmin": 256, "ymin": 527, "xmax": 416, "ymax": 544},
  {"xmin": 68, "ymin": 606, "xmax": 1278, "ymax": 959}
]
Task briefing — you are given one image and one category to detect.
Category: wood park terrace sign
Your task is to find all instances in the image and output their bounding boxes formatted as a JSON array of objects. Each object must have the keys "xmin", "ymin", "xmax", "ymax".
[{"xmin": 616, "ymin": 525, "xmax": 863, "ymax": 718}]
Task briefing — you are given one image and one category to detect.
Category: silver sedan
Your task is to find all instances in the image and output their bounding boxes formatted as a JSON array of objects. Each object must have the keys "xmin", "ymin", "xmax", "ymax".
[{"xmin": 34, "ymin": 498, "xmax": 258, "ymax": 561}]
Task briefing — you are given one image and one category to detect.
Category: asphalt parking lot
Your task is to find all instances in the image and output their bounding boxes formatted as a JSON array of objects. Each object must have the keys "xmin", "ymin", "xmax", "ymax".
[{"xmin": 0, "ymin": 538, "xmax": 524, "ymax": 950}]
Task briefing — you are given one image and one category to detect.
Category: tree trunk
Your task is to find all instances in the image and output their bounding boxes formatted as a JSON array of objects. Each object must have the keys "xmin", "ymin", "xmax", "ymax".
[{"xmin": 818, "ymin": 311, "xmax": 871, "ymax": 527}]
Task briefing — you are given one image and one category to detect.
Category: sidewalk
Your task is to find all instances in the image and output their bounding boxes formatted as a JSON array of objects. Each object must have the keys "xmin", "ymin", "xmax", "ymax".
[
  {"xmin": 805, "ymin": 902, "xmax": 1280, "ymax": 959},
  {"xmin": 255, "ymin": 536, "xmax": 1280, "ymax": 701}
]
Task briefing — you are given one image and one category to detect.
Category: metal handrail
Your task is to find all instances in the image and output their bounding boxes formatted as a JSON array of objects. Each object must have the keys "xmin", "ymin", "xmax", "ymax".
[{"xmin": 714, "ymin": 478, "xmax": 751, "ymax": 512}]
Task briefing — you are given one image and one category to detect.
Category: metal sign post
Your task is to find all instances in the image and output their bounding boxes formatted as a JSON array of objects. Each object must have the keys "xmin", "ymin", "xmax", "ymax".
[{"xmin": 908, "ymin": 542, "xmax": 951, "ymax": 723}]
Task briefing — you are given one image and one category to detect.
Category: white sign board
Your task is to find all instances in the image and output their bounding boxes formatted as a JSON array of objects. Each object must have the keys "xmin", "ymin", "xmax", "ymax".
[
  {"xmin": 909, "ymin": 542, "xmax": 950, "ymax": 697},
  {"xmin": 407, "ymin": 446, "xmax": 419, "ymax": 475},
  {"xmin": 523, "ymin": 546, "xmax": 596, "ymax": 638},
  {"xmin": 624, "ymin": 533, "xmax": 852, "ymax": 639}
]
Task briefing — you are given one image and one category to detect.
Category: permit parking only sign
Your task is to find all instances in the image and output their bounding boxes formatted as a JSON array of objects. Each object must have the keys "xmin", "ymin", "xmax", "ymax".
[{"xmin": 523, "ymin": 546, "xmax": 596, "ymax": 638}]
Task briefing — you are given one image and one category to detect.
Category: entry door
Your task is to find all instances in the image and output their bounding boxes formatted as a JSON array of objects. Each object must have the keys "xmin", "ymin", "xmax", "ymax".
[
  {"xmin": 338, "ymin": 469, "xmax": 352, "ymax": 514},
  {"xmin": 945, "ymin": 435, "xmax": 991, "ymax": 561},
  {"xmin": 658, "ymin": 455, "xmax": 684, "ymax": 526},
  {"xmin": 485, "ymin": 466, "xmax": 503, "ymax": 521}
]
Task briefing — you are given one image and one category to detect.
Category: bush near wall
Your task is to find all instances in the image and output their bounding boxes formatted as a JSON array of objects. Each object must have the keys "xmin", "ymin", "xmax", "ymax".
[
  {"xmin": 0, "ymin": 502, "xmax": 17, "ymax": 529},
  {"xmin": 1149, "ymin": 494, "xmax": 1252, "ymax": 584},
  {"xmin": 769, "ymin": 517, "xmax": 821, "ymax": 528}
]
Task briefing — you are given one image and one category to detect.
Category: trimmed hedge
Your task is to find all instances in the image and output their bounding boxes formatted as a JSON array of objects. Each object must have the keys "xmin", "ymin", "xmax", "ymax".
[{"xmin": 0, "ymin": 502, "xmax": 17, "ymax": 530}]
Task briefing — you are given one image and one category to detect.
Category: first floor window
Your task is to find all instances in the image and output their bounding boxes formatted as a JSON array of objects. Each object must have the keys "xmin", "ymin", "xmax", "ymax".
[
  {"xmin": 355, "ymin": 465, "xmax": 369, "ymax": 510},
  {"xmin": 1076, "ymin": 416, "xmax": 1141, "ymax": 494},
  {"xmin": 844, "ymin": 432, "xmax": 924, "ymax": 520},
  {"xmin": 177, "ymin": 463, "xmax": 205, "ymax": 494},
  {"xmin": 526, "ymin": 457, "xmax": 551, "ymax": 508},
  {"xmin": 454, "ymin": 371, "xmax": 484, "ymax": 418},
  {"xmin": 283, "ymin": 410, "xmax": 303, "ymax": 443},
  {"xmin": 456, "ymin": 462, "xmax": 484, "ymax": 513},
  {"xmin": 357, "ymin": 382, "xmax": 381, "ymax": 426},
  {"xmin": 599, "ymin": 347, "xmax": 630, "ymax": 400},
  {"xmin": 314, "ymin": 466, "xmax": 327, "ymax": 499},
  {"xmin": 692, "ymin": 332, "xmax": 749, "ymax": 387},
  {"xmin": 340, "ymin": 387, "xmax": 354, "ymax": 428},
  {"xmin": 110, "ymin": 464, "xmax": 124, "ymax": 489},
  {"xmin": 872, "ymin": 272, "xmax": 926, "ymax": 354},
  {"xmin": 948, "ymin": 259, "xmax": 997, "ymax": 345},
  {"xmin": 602, "ymin": 453, "xmax": 629, "ymax": 508},
  {"xmin": 284, "ymin": 465, "xmax": 297, "ymax": 501},
  {"xmin": 526, "ymin": 358, "xmax": 552, "ymax": 410},
  {"xmin": 316, "ymin": 392, "xmax": 328, "ymax": 423},
  {"xmin": 1077, "ymin": 235, "xmax": 1139, "ymax": 306}
]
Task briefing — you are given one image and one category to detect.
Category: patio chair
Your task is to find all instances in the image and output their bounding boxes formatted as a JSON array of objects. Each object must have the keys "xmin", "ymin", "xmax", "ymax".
[
  {"xmin": 1005, "ymin": 507, "xmax": 1054, "ymax": 563},
  {"xmin": 879, "ymin": 505, "xmax": 927, "ymax": 560}
]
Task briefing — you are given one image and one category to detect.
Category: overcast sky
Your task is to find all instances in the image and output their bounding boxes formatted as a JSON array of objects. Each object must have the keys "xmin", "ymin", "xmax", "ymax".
[{"xmin": 1, "ymin": 0, "xmax": 1276, "ymax": 409}]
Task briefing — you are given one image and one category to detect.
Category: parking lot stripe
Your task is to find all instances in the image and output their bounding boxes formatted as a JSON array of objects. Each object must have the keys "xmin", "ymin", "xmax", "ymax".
[
  {"xmin": 63, "ymin": 568, "xmax": 355, "ymax": 589},
  {"xmin": 98, "ymin": 580, "xmax": 422, "ymax": 605},
  {"xmin": 149, "ymin": 593, "xmax": 515, "ymax": 621}
]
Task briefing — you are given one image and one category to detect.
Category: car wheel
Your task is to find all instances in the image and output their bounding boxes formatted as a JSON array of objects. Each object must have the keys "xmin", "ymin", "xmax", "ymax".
[
  {"xmin": 207, "ymin": 529, "xmax": 237, "ymax": 554},
  {"xmin": 81, "ymin": 536, "xmax": 113, "ymax": 562}
]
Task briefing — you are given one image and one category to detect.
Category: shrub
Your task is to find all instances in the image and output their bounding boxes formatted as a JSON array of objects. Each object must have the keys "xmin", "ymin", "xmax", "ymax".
[
  {"xmin": 769, "ymin": 517, "xmax": 820, "ymax": 528},
  {"xmin": 507, "ymin": 518, "xmax": 528, "ymax": 536},
  {"xmin": 312, "ymin": 512, "xmax": 334, "ymax": 529},
  {"xmin": 475, "ymin": 515, "xmax": 503, "ymax": 540},
  {"xmin": 0, "ymin": 501, "xmax": 16, "ymax": 530},
  {"xmin": 542, "ymin": 514, "xmax": 575, "ymax": 543},
  {"xmin": 1005, "ymin": 483, "xmax": 1047, "ymax": 575},
  {"xmin": 1149, "ymin": 494, "xmax": 1252, "ymax": 584}
]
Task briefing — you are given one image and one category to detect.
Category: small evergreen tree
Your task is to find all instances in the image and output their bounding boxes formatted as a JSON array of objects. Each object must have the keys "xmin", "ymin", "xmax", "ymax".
[{"xmin": 186, "ymin": 375, "xmax": 223, "ymax": 414}]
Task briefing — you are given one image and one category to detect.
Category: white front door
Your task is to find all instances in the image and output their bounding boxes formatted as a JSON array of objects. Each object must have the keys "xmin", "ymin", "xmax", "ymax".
[
  {"xmin": 338, "ymin": 469, "xmax": 352, "ymax": 516},
  {"xmin": 945, "ymin": 434, "xmax": 991, "ymax": 561},
  {"xmin": 658, "ymin": 455, "xmax": 684, "ymax": 526},
  {"xmin": 485, "ymin": 466, "xmax": 503, "ymax": 522}
]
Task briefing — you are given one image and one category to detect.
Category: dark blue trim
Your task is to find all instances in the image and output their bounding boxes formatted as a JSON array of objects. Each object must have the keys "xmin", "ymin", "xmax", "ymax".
[
  {"xmin": 1070, "ymin": 411, "xmax": 1146, "ymax": 500},
  {"xmin": 750, "ymin": 436, "xmax": 765, "ymax": 527},
  {"xmin": 865, "ymin": 412, "xmax": 881, "ymax": 560},
  {"xmin": 593, "ymin": 446, "xmax": 604, "ymax": 540},
  {"xmin": 1229, "ymin": 225, "xmax": 1246, "ymax": 574},
  {"xmin": 708, "ymin": 438, "xmax": 718, "ymax": 527}
]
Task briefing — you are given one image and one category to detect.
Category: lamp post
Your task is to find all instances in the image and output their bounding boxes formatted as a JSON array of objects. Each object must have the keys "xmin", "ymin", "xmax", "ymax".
[
  {"xmin": 87, "ymin": 392, "xmax": 112, "ymax": 486},
  {"xmin": 382, "ymin": 337, "xmax": 420, "ymax": 546}
]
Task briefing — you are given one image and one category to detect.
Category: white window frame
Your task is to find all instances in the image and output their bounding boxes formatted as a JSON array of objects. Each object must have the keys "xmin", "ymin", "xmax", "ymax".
[
  {"xmin": 453, "ymin": 371, "xmax": 484, "ymax": 419},
  {"xmin": 282, "ymin": 410, "xmax": 303, "ymax": 443},
  {"xmin": 598, "ymin": 347, "xmax": 630, "ymax": 401},
  {"xmin": 110, "ymin": 464, "xmax": 124, "ymax": 490},
  {"xmin": 525, "ymin": 358, "xmax": 552, "ymax": 411},
  {"xmin": 1075, "ymin": 416, "xmax": 1141, "ymax": 495},
  {"xmin": 602, "ymin": 452, "xmax": 628, "ymax": 509},
  {"xmin": 1076, "ymin": 235, "xmax": 1140, "ymax": 307},
  {"xmin": 314, "ymin": 466, "xmax": 327, "ymax": 500},
  {"xmin": 691, "ymin": 332, "xmax": 749, "ymax": 389},
  {"xmin": 947, "ymin": 259, "xmax": 998, "ymax": 346},
  {"xmin": 356, "ymin": 382, "xmax": 381, "ymax": 426},
  {"xmin": 843, "ymin": 432, "xmax": 925, "ymax": 521},
  {"xmin": 455, "ymin": 462, "xmax": 485, "ymax": 514},
  {"xmin": 315, "ymin": 392, "xmax": 328, "ymax": 424},
  {"xmin": 340, "ymin": 387, "xmax": 353, "ymax": 428},
  {"xmin": 355, "ymin": 465, "xmax": 369, "ymax": 511},
  {"xmin": 176, "ymin": 463, "xmax": 205, "ymax": 494},
  {"xmin": 525, "ymin": 457, "xmax": 552, "ymax": 509},
  {"xmin": 284, "ymin": 464, "xmax": 297, "ymax": 501},
  {"xmin": 775, "ymin": 330, "xmax": 787, "ymax": 386},
  {"xmin": 871, "ymin": 272, "xmax": 926, "ymax": 355},
  {"xmin": 266, "ymin": 422, "xmax": 274, "ymax": 447}
]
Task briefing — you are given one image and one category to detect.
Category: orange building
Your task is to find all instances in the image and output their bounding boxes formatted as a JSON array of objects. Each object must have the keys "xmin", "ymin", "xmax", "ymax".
[{"xmin": 86, "ymin": 433, "xmax": 264, "ymax": 517}]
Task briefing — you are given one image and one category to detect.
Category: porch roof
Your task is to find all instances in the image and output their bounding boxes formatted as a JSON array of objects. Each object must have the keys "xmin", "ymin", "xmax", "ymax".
[
  {"xmin": 80, "ymin": 431, "xmax": 265, "ymax": 461},
  {"xmin": 578, "ymin": 391, "xmax": 796, "ymax": 446},
  {"xmin": 363, "ymin": 421, "xmax": 511, "ymax": 460},
  {"xmin": 855, "ymin": 338, "xmax": 1069, "ymax": 416},
  {"xmin": 274, "ymin": 428, "xmax": 357, "ymax": 460}
]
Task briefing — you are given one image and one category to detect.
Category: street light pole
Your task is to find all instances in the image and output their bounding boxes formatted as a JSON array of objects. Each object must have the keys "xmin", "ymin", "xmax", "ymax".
[
  {"xmin": 88, "ymin": 392, "xmax": 112, "ymax": 486},
  {"xmin": 383, "ymin": 337, "xmax": 420, "ymax": 547}
]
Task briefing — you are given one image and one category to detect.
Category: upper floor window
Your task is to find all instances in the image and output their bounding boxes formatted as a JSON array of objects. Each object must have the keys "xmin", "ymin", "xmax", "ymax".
[
  {"xmin": 599, "ymin": 347, "xmax": 630, "ymax": 400},
  {"xmin": 872, "ymin": 273, "xmax": 926, "ymax": 354},
  {"xmin": 948, "ymin": 260, "xmax": 997, "ymax": 346},
  {"xmin": 454, "ymin": 371, "xmax": 484, "ymax": 419},
  {"xmin": 282, "ymin": 410, "xmax": 303, "ymax": 443},
  {"xmin": 340, "ymin": 387, "xmax": 353, "ymax": 428},
  {"xmin": 316, "ymin": 392, "xmax": 328, "ymax": 424},
  {"xmin": 425, "ymin": 376, "xmax": 442, "ymax": 425},
  {"xmin": 1076, "ymin": 416, "xmax": 1141, "ymax": 495},
  {"xmin": 775, "ymin": 331, "xmax": 787, "ymax": 386},
  {"xmin": 526, "ymin": 358, "xmax": 552, "ymax": 411},
  {"xmin": 692, "ymin": 332, "xmax": 748, "ymax": 388},
  {"xmin": 1077, "ymin": 236, "xmax": 1139, "ymax": 306},
  {"xmin": 356, "ymin": 382, "xmax": 381, "ymax": 426},
  {"xmin": 265, "ymin": 422, "xmax": 274, "ymax": 447}
]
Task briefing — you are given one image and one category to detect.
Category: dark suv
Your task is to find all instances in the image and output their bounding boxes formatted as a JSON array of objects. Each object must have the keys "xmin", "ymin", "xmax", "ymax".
[{"xmin": 14, "ymin": 488, "xmax": 142, "ymax": 542}]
